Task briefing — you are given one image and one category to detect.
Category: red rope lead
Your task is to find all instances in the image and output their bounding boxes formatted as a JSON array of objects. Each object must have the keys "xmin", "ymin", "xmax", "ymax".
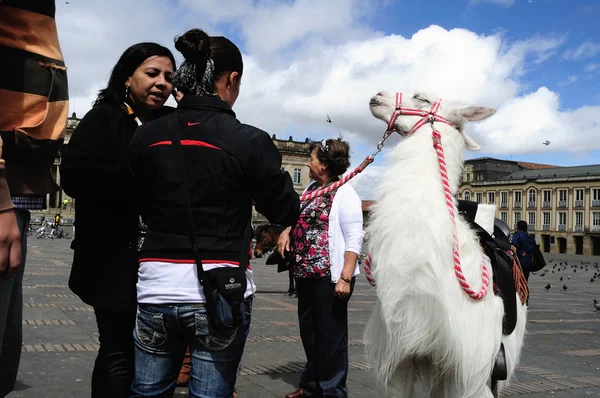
[
  {"xmin": 432, "ymin": 130, "xmax": 489, "ymax": 300},
  {"xmin": 300, "ymin": 156, "xmax": 374, "ymax": 202},
  {"xmin": 364, "ymin": 254, "xmax": 376, "ymax": 287}
]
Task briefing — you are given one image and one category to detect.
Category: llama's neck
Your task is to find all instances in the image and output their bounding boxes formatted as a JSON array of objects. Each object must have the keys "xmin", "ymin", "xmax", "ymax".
[{"xmin": 390, "ymin": 126, "xmax": 465, "ymax": 196}]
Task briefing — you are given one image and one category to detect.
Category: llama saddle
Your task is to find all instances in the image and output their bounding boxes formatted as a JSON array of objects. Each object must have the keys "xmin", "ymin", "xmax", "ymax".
[{"xmin": 458, "ymin": 200, "xmax": 518, "ymax": 336}]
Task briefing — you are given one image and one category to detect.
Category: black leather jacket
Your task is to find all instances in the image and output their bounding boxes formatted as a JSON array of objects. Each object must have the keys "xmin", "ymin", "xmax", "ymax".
[{"xmin": 129, "ymin": 95, "xmax": 300, "ymax": 263}]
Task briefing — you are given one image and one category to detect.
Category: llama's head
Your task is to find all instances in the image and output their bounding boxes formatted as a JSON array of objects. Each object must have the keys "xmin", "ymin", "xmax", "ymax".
[{"xmin": 369, "ymin": 91, "xmax": 496, "ymax": 150}]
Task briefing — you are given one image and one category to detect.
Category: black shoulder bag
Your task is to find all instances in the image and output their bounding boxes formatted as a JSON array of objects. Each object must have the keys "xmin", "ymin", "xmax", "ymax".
[
  {"xmin": 167, "ymin": 113, "xmax": 251, "ymax": 331},
  {"xmin": 530, "ymin": 242, "xmax": 546, "ymax": 272}
]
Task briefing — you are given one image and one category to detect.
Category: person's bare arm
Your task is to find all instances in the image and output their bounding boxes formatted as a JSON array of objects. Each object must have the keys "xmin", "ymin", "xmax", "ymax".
[{"xmin": 0, "ymin": 137, "xmax": 22, "ymax": 280}]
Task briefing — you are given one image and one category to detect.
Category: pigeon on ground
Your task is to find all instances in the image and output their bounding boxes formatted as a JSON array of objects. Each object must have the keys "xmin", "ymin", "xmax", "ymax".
[
  {"xmin": 545, "ymin": 283, "xmax": 551, "ymax": 290},
  {"xmin": 568, "ymin": 276, "xmax": 571, "ymax": 279},
  {"xmin": 563, "ymin": 284, "xmax": 568, "ymax": 291},
  {"xmin": 560, "ymin": 276, "xmax": 563, "ymax": 281},
  {"xmin": 594, "ymin": 300, "xmax": 600, "ymax": 312}
]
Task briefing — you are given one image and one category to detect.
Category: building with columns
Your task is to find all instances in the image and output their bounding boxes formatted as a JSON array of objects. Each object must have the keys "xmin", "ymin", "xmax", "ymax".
[
  {"xmin": 48, "ymin": 112, "xmax": 79, "ymax": 211},
  {"xmin": 459, "ymin": 158, "xmax": 600, "ymax": 256},
  {"xmin": 252, "ymin": 135, "xmax": 311, "ymax": 225}
]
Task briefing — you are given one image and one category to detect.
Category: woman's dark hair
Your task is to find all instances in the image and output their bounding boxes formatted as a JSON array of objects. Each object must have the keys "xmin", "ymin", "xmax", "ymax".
[
  {"xmin": 173, "ymin": 29, "xmax": 243, "ymax": 94},
  {"xmin": 93, "ymin": 42, "xmax": 176, "ymax": 107},
  {"xmin": 517, "ymin": 220, "xmax": 528, "ymax": 232},
  {"xmin": 309, "ymin": 139, "xmax": 351, "ymax": 178}
]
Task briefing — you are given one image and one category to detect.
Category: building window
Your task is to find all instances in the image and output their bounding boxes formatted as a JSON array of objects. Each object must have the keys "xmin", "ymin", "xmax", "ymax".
[
  {"xmin": 593, "ymin": 189, "xmax": 600, "ymax": 207},
  {"xmin": 574, "ymin": 211, "xmax": 584, "ymax": 232},
  {"xmin": 487, "ymin": 192, "xmax": 495, "ymax": 204},
  {"xmin": 476, "ymin": 193, "xmax": 483, "ymax": 203},
  {"xmin": 528, "ymin": 189, "xmax": 536, "ymax": 208},
  {"xmin": 558, "ymin": 189, "xmax": 567, "ymax": 208},
  {"xmin": 514, "ymin": 191, "xmax": 522, "ymax": 208},
  {"xmin": 528, "ymin": 212, "xmax": 536, "ymax": 230},
  {"xmin": 500, "ymin": 212, "xmax": 508, "ymax": 224},
  {"xmin": 500, "ymin": 191, "xmax": 508, "ymax": 208},
  {"xmin": 293, "ymin": 168, "xmax": 302, "ymax": 184},
  {"xmin": 542, "ymin": 190, "xmax": 551, "ymax": 208},
  {"xmin": 593, "ymin": 212, "xmax": 600, "ymax": 232},
  {"xmin": 514, "ymin": 212, "xmax": 521, "ymax": 227},
  {"xmin": 558, "ymin": 212, "xmax": 567, "ymax": 231},
  {"xmin": 574, "ymin": 188, "xmax": 584, "ymax": 207},
  {"xmin": 543, "ymin": 212, "xmax": 551, "ymax": 230},
  {"xmin": 464, "ymin": 192, "xmax": 471, "ymax": 201}
]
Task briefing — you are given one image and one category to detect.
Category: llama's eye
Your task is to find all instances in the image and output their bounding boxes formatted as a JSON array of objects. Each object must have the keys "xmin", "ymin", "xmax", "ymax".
[{"xmin": 414, "ymin": 95, "xmax": 430, "ymax": 104}]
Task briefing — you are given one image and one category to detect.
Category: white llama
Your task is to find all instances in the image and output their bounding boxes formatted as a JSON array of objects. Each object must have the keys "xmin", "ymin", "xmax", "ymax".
[{"xmin": 364, "ymin": 91, "xmax": 527, "ymax": 398}]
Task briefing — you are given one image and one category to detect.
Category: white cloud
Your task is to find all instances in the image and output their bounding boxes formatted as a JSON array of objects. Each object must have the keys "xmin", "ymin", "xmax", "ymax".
[
  {"xmin": 563, "ymin": 41, "xmax": 600, "ymax": 61},
  {"xmin": 54, "ymin": 1, "xmax": 599, "ymax": 199},
  {"xmin": 584, "ymin": 63, "xmax": 600, "ymax": 73},
  {"xmin": 557, "ymin": 75, "xmax": 578, "ymax": 86},
  {"xmin": 469, "ymin": 0, "xmax": 516, "ymax": 6},
  {"xmin": 471, "ymin": 87, "xmax": 600, "ymax": 155}
]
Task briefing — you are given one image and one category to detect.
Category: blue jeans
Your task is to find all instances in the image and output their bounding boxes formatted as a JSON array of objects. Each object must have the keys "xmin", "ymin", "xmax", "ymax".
[
  {"xmin": 0, "ymin": 209, "xmax": 29, "ymax": 397},
  {"xmin": 131, "ymin": 298, "xmax": 252, "ymax": 398}
]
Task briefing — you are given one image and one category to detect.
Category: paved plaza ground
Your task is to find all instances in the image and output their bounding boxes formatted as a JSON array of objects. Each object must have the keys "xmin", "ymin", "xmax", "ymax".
[{"xmin": 5, "ymin": 236, "xmax": 600, "ymax": 397}]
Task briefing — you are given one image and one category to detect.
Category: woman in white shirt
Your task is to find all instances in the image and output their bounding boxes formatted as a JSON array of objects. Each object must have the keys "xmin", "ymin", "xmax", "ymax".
[{"xmin": 278, "ymin": 139, "xmax": 364, "ymax": 398}]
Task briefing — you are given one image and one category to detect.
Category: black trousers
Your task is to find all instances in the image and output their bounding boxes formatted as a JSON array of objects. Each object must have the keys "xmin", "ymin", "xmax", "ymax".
[
  {"xmin": 0, "ymin": 209, "xmax": 29, "ymax": 398},
  {"xmin": 296, "ymin": 276, "xmax": 355, "ymax": 398},
  {"xmin": 92, "ymin": 307, "xmax": 136, "ymax": 398}
]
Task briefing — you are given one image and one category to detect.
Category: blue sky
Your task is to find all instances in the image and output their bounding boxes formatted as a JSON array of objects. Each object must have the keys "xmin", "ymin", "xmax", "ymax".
[{"xmin": 330, "ymin": 0, "xmax": 598, "ymax": 170}]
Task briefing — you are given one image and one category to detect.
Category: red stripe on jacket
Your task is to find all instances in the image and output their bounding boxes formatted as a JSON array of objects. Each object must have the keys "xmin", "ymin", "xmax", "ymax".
[{"xmin": 148, "ymin": 140, "xmax": 221, "ymax": 150}]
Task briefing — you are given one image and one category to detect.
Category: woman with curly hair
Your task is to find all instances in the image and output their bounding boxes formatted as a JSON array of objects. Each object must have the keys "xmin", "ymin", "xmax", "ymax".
[{"xmin": 278, "ymin": 139, "xmax": 364, "ymax": 398}]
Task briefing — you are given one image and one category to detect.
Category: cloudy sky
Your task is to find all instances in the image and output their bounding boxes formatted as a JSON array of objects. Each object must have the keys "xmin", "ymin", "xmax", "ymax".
[{"xmin": 55, "ymin": 0, "xmax": 600, "ymax": 199}]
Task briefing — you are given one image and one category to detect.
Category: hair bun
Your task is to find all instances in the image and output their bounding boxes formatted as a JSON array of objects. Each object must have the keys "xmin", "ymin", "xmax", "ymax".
[{"xmin": 175, "ymin": 29, "xmax": 211, "ymax": 64}]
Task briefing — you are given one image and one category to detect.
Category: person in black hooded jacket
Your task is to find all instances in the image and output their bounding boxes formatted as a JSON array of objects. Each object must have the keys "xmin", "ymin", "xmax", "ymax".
[{"xmin": 128, "ymin": 29, "xmax": 300, "ymax": 397}]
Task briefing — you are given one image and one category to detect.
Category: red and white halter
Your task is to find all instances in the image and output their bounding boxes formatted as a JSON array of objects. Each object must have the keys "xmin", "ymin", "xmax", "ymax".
[{"xmin": 363, "ymin": 92, "xmax": 490, "ymax": 300}]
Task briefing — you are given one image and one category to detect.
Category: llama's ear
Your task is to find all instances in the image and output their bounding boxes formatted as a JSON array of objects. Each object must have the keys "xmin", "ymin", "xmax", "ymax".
[
  {"xmin": 463, "ymin": 133, "xmax": 481, "ymax": 151},
  {"xmin": 456, "ymin": 106, "xmax": 496, "ymax": 122}
]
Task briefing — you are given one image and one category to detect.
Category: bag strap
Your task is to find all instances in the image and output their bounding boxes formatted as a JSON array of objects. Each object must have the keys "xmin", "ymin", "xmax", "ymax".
[{"xmin": 166, "ymin": 113, "xmax": 251, "ymax": 282}]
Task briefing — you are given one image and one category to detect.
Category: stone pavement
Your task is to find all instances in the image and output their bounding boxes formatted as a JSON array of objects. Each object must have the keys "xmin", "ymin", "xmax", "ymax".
[{"xmin": 6, "ymin": 237, "xmax": 600, "ymax": 397}]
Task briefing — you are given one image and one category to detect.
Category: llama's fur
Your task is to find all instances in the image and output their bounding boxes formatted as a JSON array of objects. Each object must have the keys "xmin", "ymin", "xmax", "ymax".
[{"xmin": 364, "ymin": 91, "xmax": 527, "ymax": 398}]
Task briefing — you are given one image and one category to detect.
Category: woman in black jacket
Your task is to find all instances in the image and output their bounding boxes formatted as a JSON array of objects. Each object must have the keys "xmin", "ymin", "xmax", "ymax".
[
  {"xmin": 128, "ymin": 29, "xmax": 300, "ymax": 397},
  {"xmin": 60, "ymin": 42, "xmax": 175, "ymax": 398}
]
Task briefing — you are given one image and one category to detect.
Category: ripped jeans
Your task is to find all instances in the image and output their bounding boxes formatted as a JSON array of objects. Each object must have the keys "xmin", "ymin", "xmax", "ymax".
[{"xmin": 131, "ymin": 298, "xmax": 252, "ymax": 398}]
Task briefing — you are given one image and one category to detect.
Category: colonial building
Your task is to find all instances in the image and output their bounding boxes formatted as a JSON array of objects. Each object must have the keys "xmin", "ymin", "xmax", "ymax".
[
  {"xmin": 48, "ymin": 112, "xmax": 79, "ymax": 210},
  {"xmin": 460, "ymin": 158, "xmax": 600, "ymax": 256},
  {"xmin": 252, "ymin": 135, "xmax": 311, "ymax": 224},
  {"xmin": 272, "ymin": 135, "xmax": 312, "ymax": 195}
]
